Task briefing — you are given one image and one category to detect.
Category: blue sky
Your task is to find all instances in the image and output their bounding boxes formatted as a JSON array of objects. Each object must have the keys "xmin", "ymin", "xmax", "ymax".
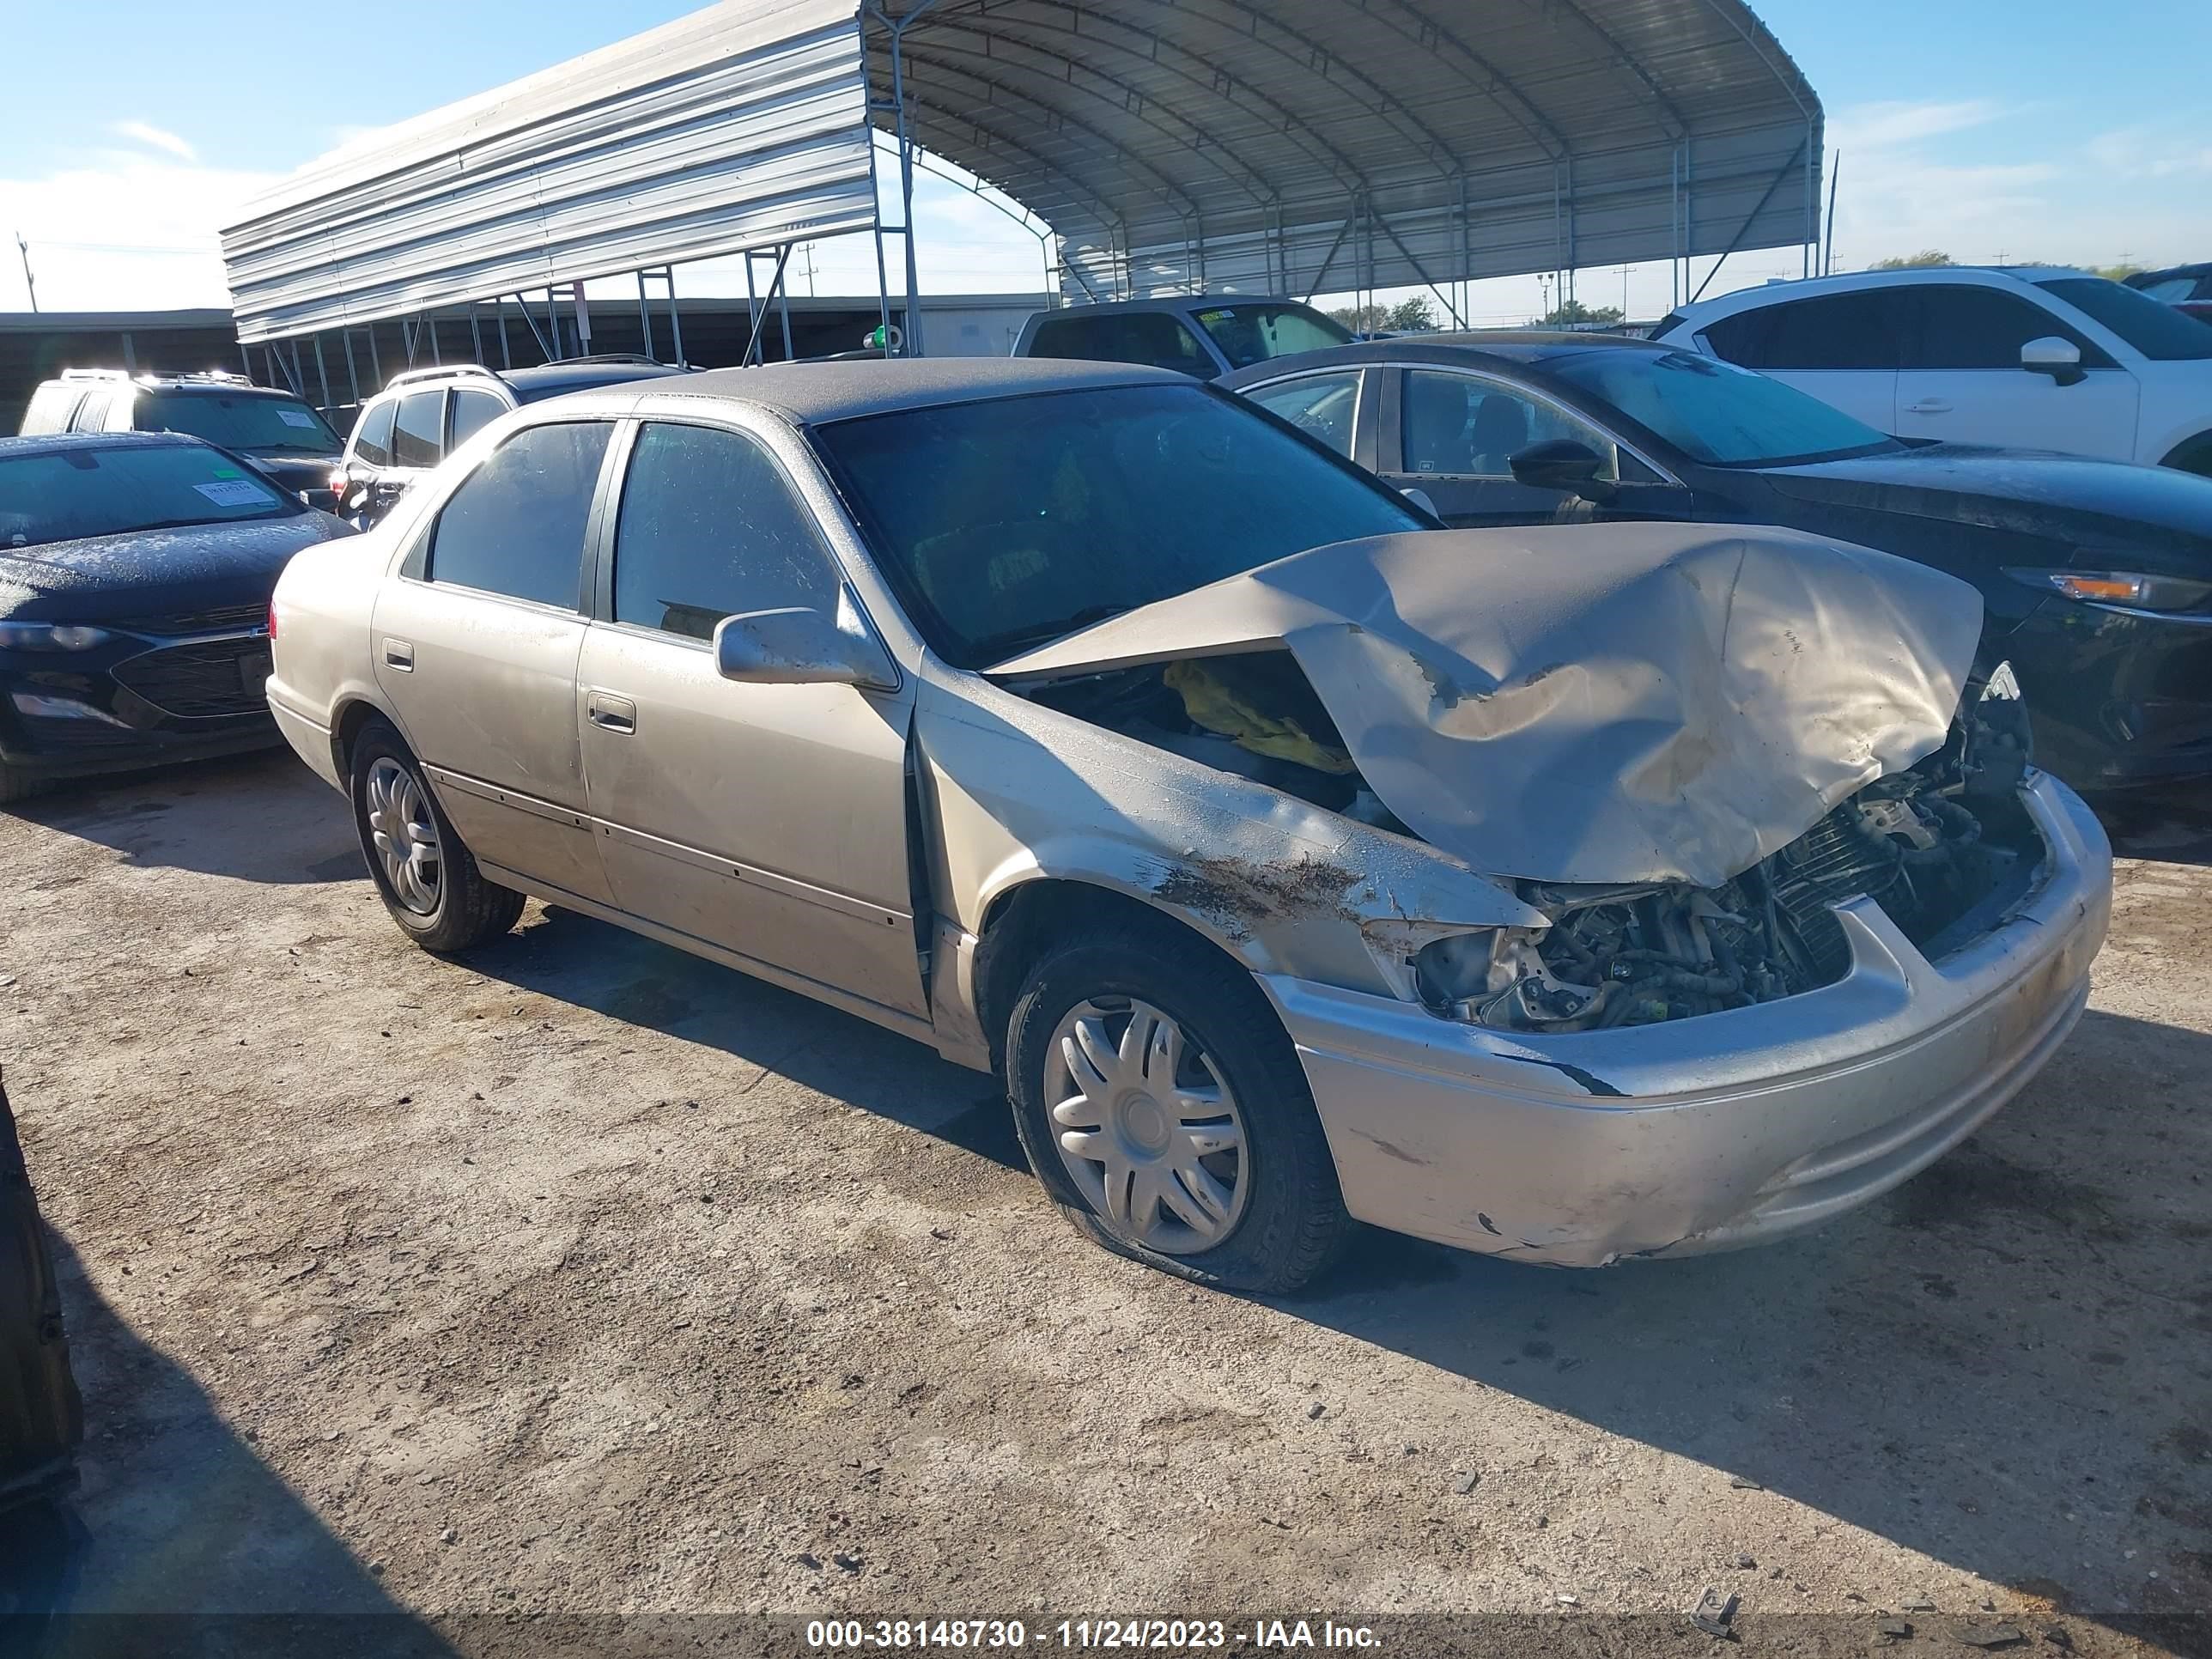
[{"xmin": 2, "ymin": 0, "xmax": 2205, "ymax": 319}]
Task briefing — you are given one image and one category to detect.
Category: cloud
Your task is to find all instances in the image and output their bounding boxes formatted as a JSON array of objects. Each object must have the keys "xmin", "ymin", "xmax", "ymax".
[
  {"xmin": 2086, "ymin": 124, "xmax": 2212, "ymax": 179},
  {"xmin": 111, "ymin": 120, "xmax": 198, "ymax": 162},
  {"xmin": 1827, "ymin": 100, "xmax": 2008, "ymax": 153},
  {"xmin": 0, "ymin": 155, "xmax": 281, "ymax": 311}
]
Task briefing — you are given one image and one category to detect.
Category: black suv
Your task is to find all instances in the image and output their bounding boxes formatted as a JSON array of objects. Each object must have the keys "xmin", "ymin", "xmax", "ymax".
[
  {"xmin": 19, "ymin": 370, "xmax": 344, "ymax": 508},
  {"xmin": 332, "ymin": 356, "xmax": 690, "ymax": 526}
]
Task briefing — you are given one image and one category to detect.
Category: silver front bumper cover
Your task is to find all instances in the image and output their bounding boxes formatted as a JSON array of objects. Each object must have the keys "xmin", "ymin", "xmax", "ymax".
[{"xmin": 1263, "ymin": 773, "xmax": 2112, "ymax": 1267}]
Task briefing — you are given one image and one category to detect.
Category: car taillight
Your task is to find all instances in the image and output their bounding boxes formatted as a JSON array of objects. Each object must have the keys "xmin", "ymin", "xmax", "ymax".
[
  {"xmin": 327, "ymin": 468, "xmax": 347, "ymax": 494},
  {"xmin": 267, "ymin": 600, "xmax": 277, "ymax": 641}
]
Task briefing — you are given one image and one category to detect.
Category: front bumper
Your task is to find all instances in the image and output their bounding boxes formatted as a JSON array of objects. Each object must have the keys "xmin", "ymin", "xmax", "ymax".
[{"xmin": 1265, "ymin": 773, "xmax": 2112, "ymax": 1267}]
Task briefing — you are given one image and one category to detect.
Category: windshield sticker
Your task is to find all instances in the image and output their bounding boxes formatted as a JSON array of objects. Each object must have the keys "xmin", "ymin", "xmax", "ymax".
[
  {"xmin": 211, "ymin": 466, "xmax": 244, "ymax": 478},
  {"xmin": 277, "ymin": 409, "xmax": 319, "ymax": 428},
  {"xmin": 192, "ymin": 478, "xmax": 274, "ymax": 507},
  {"xmin": 1198, "ymin": 310, "xmax": 1233, "ymax": 325}
]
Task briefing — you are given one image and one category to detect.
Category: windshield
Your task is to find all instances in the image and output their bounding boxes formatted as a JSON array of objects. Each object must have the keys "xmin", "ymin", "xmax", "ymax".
[
  {"xmin": 0, "ymin": 442, "xmax": 300, "ymax": 549},
  {"xmin": 814, "ymin": 384, "xmax": 1425, "ymax": 669},
  {"xmin": 2038, "ymin": 276, "xmax": 2212, "ymax": 360},
  {"xmin": 137, "ymin": 390, "xmax": 343, "ymax": 454},
  {"xmin": 1189, "ymin": 303, "xmax": 1353, "ymax": 370},
  {"xmin": 1547, "ymin": 349, "xmax": 1902, "ymax": 467}
]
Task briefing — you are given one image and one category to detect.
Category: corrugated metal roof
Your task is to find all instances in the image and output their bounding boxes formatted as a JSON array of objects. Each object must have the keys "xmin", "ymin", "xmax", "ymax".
[
  {"xmin": 221, "ymin": 0, "xmax": 1821, "ymax": 338},
  {"xmin": 875, "ymin": 0, "xmax": 1821, "ymax": 301},
  {"xmin": 219, "ymin": 0, "xmax": 874, "ymax": 343}
]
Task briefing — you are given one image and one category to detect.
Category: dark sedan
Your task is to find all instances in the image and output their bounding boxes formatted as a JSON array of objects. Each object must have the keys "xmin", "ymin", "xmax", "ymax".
[
  {"xmin": 0, "ymin": 432, "xmax": 353, "ymax": 803},
  {"xmin": 1222, "ymin": 333, "xmax": 2212, "ymax": 792}
]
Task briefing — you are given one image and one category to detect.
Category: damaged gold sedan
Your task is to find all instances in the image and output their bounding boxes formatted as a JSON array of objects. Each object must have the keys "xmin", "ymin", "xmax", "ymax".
[{"xmin": 265, "ymin": 360, "xmax": 2112, "ymax": 1292}]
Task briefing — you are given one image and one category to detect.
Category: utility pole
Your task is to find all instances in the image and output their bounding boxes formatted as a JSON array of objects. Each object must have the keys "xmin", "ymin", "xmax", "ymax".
[
  {"xmin": 1618, "ymin": 264, "xmax": 1631, "ymax": 317},
  {"xmin": 13, "ymin": 232, "xmax": 34, "ymax": 313}
]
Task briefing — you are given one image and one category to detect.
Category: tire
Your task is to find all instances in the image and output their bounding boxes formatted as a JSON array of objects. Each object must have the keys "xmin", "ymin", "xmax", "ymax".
[
  {"xmin": 0, "ymin": 763, "xmax": 45, "ymax": 807},
  {"xmin": 1005, "ymin": 915, "xmax": 1349, "ymax": 1294},
  {"xmin": 348, "ymin": 720, "xmax": 524, "ymax": 953}
]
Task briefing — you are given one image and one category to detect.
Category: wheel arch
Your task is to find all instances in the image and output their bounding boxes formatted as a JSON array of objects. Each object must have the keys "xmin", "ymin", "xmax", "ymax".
[
  {"xmin": 969, "ymin": 876, "xmax": 1258, "ymax": 1079},
  {"xmin": 2158, "ymin": 431, "xmax": 2212, "ymax": 475}
]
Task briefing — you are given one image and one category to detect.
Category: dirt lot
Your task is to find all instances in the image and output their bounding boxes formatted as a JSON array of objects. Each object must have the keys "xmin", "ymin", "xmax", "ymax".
[{"xmin": 1, "ymin": 750, "xmax": 2208, "ymax": 1654}]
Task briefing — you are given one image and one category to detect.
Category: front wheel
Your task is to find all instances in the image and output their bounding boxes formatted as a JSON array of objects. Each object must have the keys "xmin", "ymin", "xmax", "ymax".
[
  {"xmin": 349, "ymin": 720, "xmax": 523, "ymax": 953},
  {"xmin": 1006, "ymin": 920, "xmax": 1348, "ymax": 1293}
]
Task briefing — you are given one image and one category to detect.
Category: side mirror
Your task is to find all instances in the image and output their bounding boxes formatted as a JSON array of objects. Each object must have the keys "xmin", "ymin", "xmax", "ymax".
[
  {"xmin": 713, "ymin": 590, "xmax": 899, "ymax": 691},
  {"xmin": 2021, "ymin": 336, "xmax": 2085, "ymax": 386},
  {"xmin": 1508, "ymin": 438, "xmax": 1614, "ymax": 500},
  {"xmin": 1399, "ymin": 486, "xmax": 1440, "ymax": 520}
]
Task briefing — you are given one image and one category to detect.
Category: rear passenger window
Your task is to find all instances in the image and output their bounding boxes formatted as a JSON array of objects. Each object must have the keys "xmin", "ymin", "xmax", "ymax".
[
  {"xmin": 350, "ymin": 399, "xmax": 398, "ymax": 468},
  {"xmin": 448, "ymin": 388, "xmax": 505, "ymax": 448},
  {"xmin": 1702, "ymin": 292, "xmax": 1904, "ymax": 370},
  {"xmin": 1248, "ymin": 371, "xmax": 1362, "ymax": 458},
  {"xmin": 426, "ymin": 421, "xmax": 612, "ymax": 609},
  {"xmin": 392, "ymin": 391, "xmax": 446, "ymax": 469},
  {"xmin": 611, "ymin": 422, "xmax": 842, "ymax": 641},
  {"xmin": 1031, "ymin": 313, "xmax": 1210, "ymax": 374}
]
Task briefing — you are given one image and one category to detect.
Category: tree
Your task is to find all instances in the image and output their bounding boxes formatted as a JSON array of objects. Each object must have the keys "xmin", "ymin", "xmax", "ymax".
[
  {"xmin": 1387, "ymin": 295, "xmax": 1437, "ymax": 332},
  {"xmin": 2094, "ymin": 263, "xmax": 2146, "ymax": 282},
  {"xmin": 1539, "ymin": 298, "xmax": 1626, "ymax": 326},
  {"xmin": 1869, "ymin": 250, "xmax": 1954, "ymax": 270},
  {"xmin": 1328, "ymin": 302, "xmax": 1393, "ymax": 334}
]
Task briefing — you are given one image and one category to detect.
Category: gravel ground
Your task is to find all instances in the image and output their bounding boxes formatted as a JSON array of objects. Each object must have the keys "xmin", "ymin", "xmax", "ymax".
[{"xmin": 0, "ymin": 750, "xmax": 2207, "ymax": 1656}]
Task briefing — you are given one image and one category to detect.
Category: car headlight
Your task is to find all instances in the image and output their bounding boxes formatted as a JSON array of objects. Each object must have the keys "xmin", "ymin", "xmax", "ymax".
[
  {"xmin": 0, "ymin": 622, "xmax": 116, "ymax": 652},
  {"xmin": 2003, "ymin": 567, "xmax": 2212, "ymax": 612}
]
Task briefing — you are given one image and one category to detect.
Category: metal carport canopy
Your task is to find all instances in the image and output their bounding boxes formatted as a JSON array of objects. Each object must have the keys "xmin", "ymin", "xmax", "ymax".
[
  {"xmin": 877, "ymin": 0, "xmax": 1822, "ymax": 303},
  {"xmin": 218, "ymin": 0, "xmax": 1822, "ymax": 342}
]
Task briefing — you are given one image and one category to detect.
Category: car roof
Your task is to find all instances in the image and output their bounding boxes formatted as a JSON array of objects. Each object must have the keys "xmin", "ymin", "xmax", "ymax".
[
  {"xmin": 34, "ymin": 371, "xmax": 306, "ymax": 399},
  {"xmin": 0, "ymin": 430, "xmax": 204, "ymax": 458},
  {"xmin": 1216, "ymin": 330, "xmax": 1662, "ymax": 385},
  {"xmin": 638, "ymin": 356, "xmax": 1186, "ymax": 425},
  {"xmin": 1027, "ymin": 295, "xmax": 1316, "ymax": 319},
  {"xmin": 497, "ymin": 361, "xmax": 692, "ymax": 398},
  {"xmin": 2129, "ymin": 262, "xmax": 2212, "ymax": 284},
  {"xmin": 1675, "ymin": 264, "xmax": 2088, "ymax": 318}
]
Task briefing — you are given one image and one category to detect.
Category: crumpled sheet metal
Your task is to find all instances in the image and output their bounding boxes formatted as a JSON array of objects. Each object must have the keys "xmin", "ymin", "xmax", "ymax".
[{"xmin": 989, "ymin": 524, "xmax": 1984, "ymax": 888}]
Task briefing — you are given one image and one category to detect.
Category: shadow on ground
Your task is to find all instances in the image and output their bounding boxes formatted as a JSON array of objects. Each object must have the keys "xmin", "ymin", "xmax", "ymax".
[
  {"xmin": 2096, "ymin": 782, "xmax": 2212, "ymax": 869},
  {"xmin": 479, "ymin": 902, "xmax": 1024, "ymax": 1173},
  {"xmin": 1285, "ymin": 1005, "xmax": 2212, "ymax": 1620},
  {"xmin": 0, "ymin": 1235, "xmax": 450, "ymax": 1655},
  {"xmin": 9, "ymin": 750, "xmax": 362, "ymax": 886}
]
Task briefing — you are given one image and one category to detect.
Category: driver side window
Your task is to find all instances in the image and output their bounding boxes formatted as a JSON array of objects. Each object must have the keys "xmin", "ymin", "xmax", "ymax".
[{"xmin": 1401, "ymin": 370, "xmax": 1618, "ymax": 481}]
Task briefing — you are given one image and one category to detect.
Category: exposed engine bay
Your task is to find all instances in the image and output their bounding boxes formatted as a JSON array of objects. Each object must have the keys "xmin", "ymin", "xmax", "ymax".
[{"xmin": 1027, "ymin": 651, "xmax": 2045, "ymax": 1031}]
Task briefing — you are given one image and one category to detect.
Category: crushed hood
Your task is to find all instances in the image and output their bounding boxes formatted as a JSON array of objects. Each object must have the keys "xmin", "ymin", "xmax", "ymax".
[{"xmin": 989, "ymin": 524, "xmax": 1984, "ymax": 887}]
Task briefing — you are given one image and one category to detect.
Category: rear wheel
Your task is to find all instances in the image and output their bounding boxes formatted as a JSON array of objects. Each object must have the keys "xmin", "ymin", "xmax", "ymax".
[
  {"xmin": 349, "ymin": 720, "xmax": 523, "ymax": 953},
  {"xmin": 1006, "ymin": 917, "xmax": 1348, "ymax": 1294}
]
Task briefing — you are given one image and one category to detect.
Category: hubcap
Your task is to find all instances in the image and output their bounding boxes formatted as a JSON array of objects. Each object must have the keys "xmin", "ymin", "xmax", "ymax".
[
  {"xmin": 1044, "ymin": 997, "xmax": 1250, "ymax": 1255},
  {"xmin": 364, "ymin": 757, "xmax": 441, "ymax": 915}
]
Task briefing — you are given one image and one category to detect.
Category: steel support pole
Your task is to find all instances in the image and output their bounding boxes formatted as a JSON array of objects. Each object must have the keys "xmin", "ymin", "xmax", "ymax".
[
  {"xmin": 778, "ymin": 247, "xmax": 795, "ymax": 362},
  {"xmin": 342, "ymin": 328, "xmax": 361, "ymax": 404},
  {"xmin": 469, "ymin": 302, "xmax": 483, "ymax": 365},
  {"xmin": 313, "ymin": 333, "xmax": 331, "ymax": 410},
  {"xmin": 368, "ymin": 324, "xmax": 381, "ymax": 389},
  {"xmin": 665, "ymin": 269, "xmax": 685, "ymax": 366}
]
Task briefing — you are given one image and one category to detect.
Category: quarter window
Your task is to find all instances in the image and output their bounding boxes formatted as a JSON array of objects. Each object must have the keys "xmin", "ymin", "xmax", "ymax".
[
  {"xmin": 350, "ymin": 399, "xmax": 398, "ymax": 468},
  {"xmin": 611, "ymin": 422, "xmax": 842, "ymax": 641},
  {"xmin": 426, "ymin": 421, "xmax": 612, "ymax": 609},
  {"xmin": 392, "ymin": 390, "xmax": 446, "ymax": 469},
  {"xmin": 1248, "ymin": 371, "xmax": 1363, "ymax": 458},
  {"xmin": 1401, "ymin": 370, "xmax": 1618, "ymax": 479}
]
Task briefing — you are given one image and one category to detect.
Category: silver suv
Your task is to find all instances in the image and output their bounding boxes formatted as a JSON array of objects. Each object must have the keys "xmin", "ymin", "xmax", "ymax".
[
  {"xmin": 264, "ymin": 359, "xmax": 2107, "ymax": 1291},
  {"xmin": 332, "ymin": 357, "xmax": 688, "ymax": 526}
]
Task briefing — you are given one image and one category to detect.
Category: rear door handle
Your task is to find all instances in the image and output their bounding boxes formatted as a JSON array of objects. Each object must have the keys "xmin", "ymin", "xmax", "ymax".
[
  {"xmin": 1905, "ymin": 398, "xmax": 1953, "ymax": 415},
  {"xmin": 382, "ymin": 637, "xmax": 415, "ymax": 671},
  {"xmin": 586, "ymin": 690, "xmax": 637, "ymax": 734}
]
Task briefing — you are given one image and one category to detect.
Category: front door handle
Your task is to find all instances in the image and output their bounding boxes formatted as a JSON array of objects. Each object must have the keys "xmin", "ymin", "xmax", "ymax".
[
  {"xmin": 1905, "ymin": 398, "xmax": 1953, "ymax": 415},
  {"xmin": 586, "ymin": 690, "xmax": 637, "ymax": 734},
  {"xmin": 382, "ymin": 637, "xmax": 415, "ymax": 671}
]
